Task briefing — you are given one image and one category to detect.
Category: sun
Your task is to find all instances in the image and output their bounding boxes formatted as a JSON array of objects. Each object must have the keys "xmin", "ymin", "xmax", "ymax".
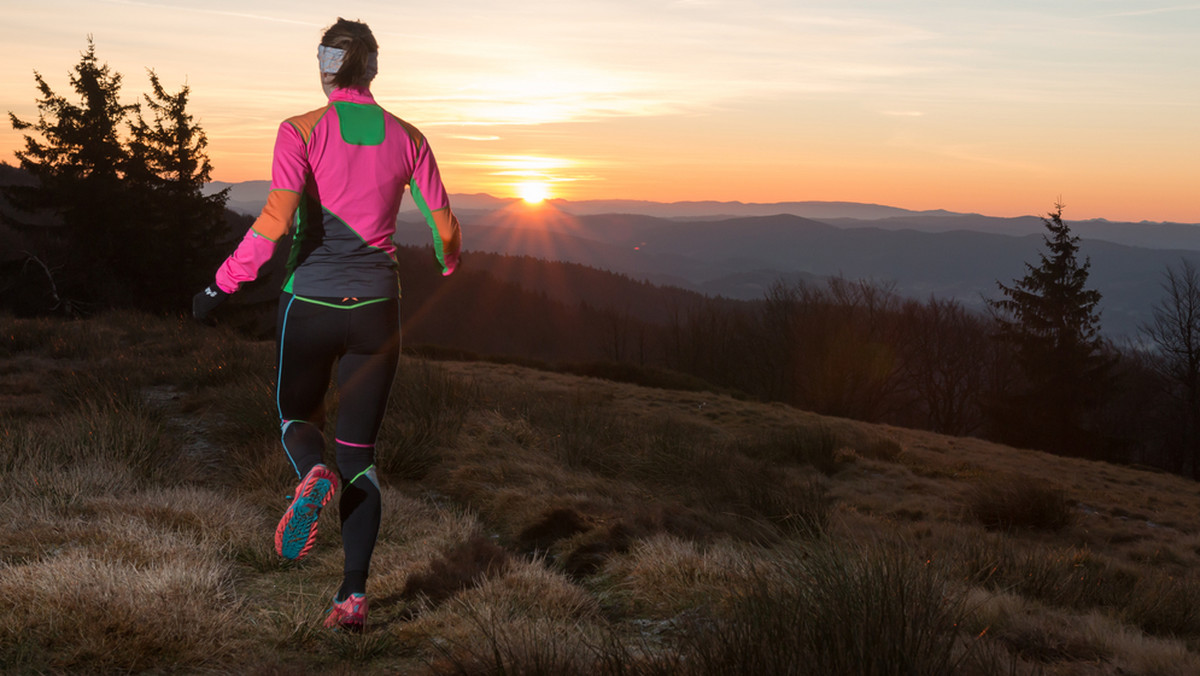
[{"xmin": 517, "ymin": 181, "xmax": 550, "ymax": 204}]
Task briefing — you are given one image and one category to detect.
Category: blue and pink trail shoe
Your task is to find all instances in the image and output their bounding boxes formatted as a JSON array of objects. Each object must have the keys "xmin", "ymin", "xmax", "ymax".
[
  {"xmin": 275, "ymin": 463, "xmax": 339, "ymax": 561},
  {"xmin": 324, "ymin": 593, "xmax": 368, "ymax": 631}
]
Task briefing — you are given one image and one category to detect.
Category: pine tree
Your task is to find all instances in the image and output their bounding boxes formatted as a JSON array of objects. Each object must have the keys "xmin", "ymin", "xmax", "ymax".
[
  {"xmin": 986, "ymin": 203, "xmax": 1112, "ymax": 456},
  {"xmin": 125, "ymin": 71, "xmax": 229, "ymax": 310},
  {"xmin": 7, "ymin": 40, "xmax": 230, "ymax": 313},
  {"xmin": 8, "ymin": 37, "xmax": 138, "ymax": 306}
]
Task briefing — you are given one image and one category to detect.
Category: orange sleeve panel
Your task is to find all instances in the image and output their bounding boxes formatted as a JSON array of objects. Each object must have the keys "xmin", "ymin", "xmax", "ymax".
[
  {"xmin": 251, "ymin": 189, "xmax": 302, "ymax": 241},
  {"xmin": 429, "ymin": 207, "xmax": 461, "ymax": 259},
  {"xmin": 285, "ymin": 106, "xmax": 329, "ymax": 144}
]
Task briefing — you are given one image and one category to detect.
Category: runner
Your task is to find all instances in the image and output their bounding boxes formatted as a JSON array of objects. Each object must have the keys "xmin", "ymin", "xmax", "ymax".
[{"xmin": 193, "ymin": 17, "xmax": 462, "ymax": 632}]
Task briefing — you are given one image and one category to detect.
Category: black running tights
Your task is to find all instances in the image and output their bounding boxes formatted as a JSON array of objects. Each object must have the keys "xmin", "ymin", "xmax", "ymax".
[{"xmin": 275, "ymin": 293, "xmax": 399, "ymax": 595}]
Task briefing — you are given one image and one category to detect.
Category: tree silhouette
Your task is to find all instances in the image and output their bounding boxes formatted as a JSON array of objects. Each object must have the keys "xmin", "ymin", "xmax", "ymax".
[
  {"xmin": 987, "ymin": 203, "xmax": 1111, "ymax": 456},
  {"xmin": 8, "ymin": 37, "xmax": 137, "ymax": 307},
  {"xmin": 1140, "ymin": 259, "xmax": 1200, "ymax": 476},
  {"xmin": 125, "ymin": 71, "xmax": 229, "ymax": 310},
  {"xmin": 897, "ymin": 297, "xmax": 991, "ymax": 435},
  {"xmin": 6, "ymin": 39, "xmax": 227, "ymax": 313}
]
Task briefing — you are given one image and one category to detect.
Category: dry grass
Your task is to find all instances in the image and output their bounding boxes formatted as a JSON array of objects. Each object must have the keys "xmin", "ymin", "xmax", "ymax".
[
  {"xmin": 968, "ymin": 473, "xmax": 1075, "ymax": 532},
  {"xmin": 5, "ymin": 311, "xmax": 1200, "ymax": 674}
]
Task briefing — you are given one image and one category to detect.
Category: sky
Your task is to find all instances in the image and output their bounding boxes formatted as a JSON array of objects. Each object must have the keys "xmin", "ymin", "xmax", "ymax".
[{"xmin": 1, "ymin": 0, "xmax": 1198, "ymax": 222}]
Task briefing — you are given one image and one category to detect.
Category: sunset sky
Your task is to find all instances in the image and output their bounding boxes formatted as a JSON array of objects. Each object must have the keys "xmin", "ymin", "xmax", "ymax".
[{"xmin": 2, "ymin": 0, "xmax": 1198, "ymax": 222}]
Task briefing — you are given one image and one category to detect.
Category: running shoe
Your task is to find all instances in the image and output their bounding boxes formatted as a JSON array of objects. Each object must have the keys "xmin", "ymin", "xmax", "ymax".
[
  {"xmin": 324, "ymin": 593, "xmax": 367, "ymax": 631},
  {"xmin": 275, "ymin": 463, "xmax": 339, "ymax": 560}
]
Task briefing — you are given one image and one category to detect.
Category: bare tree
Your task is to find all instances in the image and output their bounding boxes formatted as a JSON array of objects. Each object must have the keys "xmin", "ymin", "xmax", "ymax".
[
  {"xmin": 897, "ymin": 297, "xmax": 990, "ymax": 435},
  {"xmin": 1140, "ymin": 259, "xmax": 1200, "ymax": 476}
]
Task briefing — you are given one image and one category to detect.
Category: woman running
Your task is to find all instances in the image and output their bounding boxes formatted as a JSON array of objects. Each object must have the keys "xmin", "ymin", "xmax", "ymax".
[{"xmin": 193, "ymin": 17, "xmax": 462, "ymax": 631}]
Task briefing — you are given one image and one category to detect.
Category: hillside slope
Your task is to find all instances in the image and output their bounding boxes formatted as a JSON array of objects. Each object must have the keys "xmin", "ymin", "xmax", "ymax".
[{"xmin": 3, "ymin": 312, "xmax": 1200, "ymax": 674}]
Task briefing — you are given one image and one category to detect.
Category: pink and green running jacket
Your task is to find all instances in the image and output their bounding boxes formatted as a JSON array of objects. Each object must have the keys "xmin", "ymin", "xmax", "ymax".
[{"xmin": 215, "ymin": 87, "xmax": 461, "ymax": 297}]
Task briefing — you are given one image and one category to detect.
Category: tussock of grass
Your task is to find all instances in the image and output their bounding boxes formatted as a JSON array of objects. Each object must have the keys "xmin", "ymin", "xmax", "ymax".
[
  {"xmin": 6, "ymin": 405, "xmax": 179, "ymax": 508},
  {"xmin": 963, "ymin": 587, "xmax": 1200, "ymax": 674},
  {"xmin": 1123, "ymin": 571, "xmax": 1200, "ymax": 639},
  {"xmin": 523, "ymin": 389, "xmax": 632, "ymax": 475},
  {"xmin": 599, "ymin": 535, "xmax": 774, "ymax": 617},
  {"xmin": 947, "ymin": 531, "xmax": 1149, "ymax": 619},
  {"xmin": 968, "ymin": 473, "xmax": 1074, "ymax": 532},
  {"xmin": 732, "ymin": 424, "xmax": 846, "ymax": 473},
  {"xmin": 0, "ymin": 549, "xmax": 242, "ymax": 672},
  {"xmin": 457, "ymin": 557, "xmax": 600, "ymax": 621},
  {"xmin": 672, "ymin": 541, "xmax": 969, "ymax": 676},
  {"xmin": 83, "ymin": 486, "xmax": 267, "ymax": 554},
  {"xmin": 201, "ymin": 374, "xmax": 280, "ymax": 442},
  {"xmin": 376, "ymin": 358, "xmax": 479, "ymax": 480},
  {"xmin": 421, "ymin": 602, "xmax": 600, "ymax": 676}
]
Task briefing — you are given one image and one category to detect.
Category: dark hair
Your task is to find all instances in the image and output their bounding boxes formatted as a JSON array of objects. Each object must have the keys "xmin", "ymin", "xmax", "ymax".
[{"xmin": 321, "ymin": 18, "xmax": 379, "ymax": 89}]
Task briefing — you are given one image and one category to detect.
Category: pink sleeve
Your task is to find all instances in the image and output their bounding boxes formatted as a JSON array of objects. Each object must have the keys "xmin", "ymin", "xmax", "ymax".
[
  {"xmin": 215, "ymin": 229, "xmax": 279, "ymax": 293},
  {"xmin": 212, "ymin": 124, "xmax": 307, "ymax": 292}
]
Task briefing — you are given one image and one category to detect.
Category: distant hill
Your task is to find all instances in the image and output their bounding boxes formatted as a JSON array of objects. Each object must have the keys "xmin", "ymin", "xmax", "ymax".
[
  {"xmin": 203, "ymin": 181, "xmax": 1200, "ymax": 338},
  {"xmin": 392, "ymin": 208, "xmax": 1197, "ymax": 338},
  {"xmin": 207, "ymin": 180, "xmax": 1200, "ymax": 246}
]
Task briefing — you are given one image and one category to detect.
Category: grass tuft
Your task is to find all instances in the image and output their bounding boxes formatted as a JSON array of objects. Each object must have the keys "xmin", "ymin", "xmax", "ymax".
[
  {"xmin": 968, "ymin": 473, "xmax": 1074, "ymax": 532},
  {"xmin": 674, "ymin": 540, "xmax": 969, "ymax": 676},
  {"xmin": 733, "ymin": 424, "xmax": 846, "ymax": 474},
  {"xmin": 376, "ymin": 359, "xmax": 478, "ymax": 480},
  {"xmin": 0, "ymin": 548, "xmax": 243, "ymax": 673}
]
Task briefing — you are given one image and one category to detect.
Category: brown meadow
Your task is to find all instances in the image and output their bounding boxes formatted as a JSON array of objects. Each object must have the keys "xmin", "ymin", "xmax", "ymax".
[{"xmin": 3, "ymin": 311, "xmax": 1200, "ymax": 674}]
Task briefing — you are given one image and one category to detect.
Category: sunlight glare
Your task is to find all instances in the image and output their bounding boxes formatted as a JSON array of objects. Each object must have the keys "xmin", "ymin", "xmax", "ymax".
[{"xmin": 518, "ymin": 181, "xmax": 550, "ymax": 204}]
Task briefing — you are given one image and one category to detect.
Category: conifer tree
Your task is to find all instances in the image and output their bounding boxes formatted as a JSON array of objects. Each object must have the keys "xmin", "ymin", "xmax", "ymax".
[
  {"xmin": 7, "ymin": 40, "xmax": 229, "ymax": 312},
  {"xmin": 986, "ymin": 203, "xmax": 1112, "ymax": 456},
  {"xmin": 125, "ymin": 71, "xmax": 229, "ymax": 310},
  {"xmin": 8, "ymin": 37, "xmax": 137, "ymax": 306}
]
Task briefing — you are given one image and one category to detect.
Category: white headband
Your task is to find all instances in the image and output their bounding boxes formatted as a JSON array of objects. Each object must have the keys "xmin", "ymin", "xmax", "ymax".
[{"xmin": 317, "ymin": 45, "xmax": 378, "ymax": 81}]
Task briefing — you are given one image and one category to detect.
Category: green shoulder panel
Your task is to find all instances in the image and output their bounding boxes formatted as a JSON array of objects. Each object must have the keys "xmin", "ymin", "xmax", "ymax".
[{"xmin": 333, "ymin": 102, "xmax": 386, "ymax": 146}]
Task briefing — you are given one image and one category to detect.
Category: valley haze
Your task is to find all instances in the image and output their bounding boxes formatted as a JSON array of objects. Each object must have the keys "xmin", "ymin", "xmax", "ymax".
[{"xmin": 208, "ymin": 181, "xmax": 1200, "ymax": 339}]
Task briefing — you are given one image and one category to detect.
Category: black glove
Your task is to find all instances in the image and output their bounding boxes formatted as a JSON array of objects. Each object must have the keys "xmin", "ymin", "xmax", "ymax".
[{"xmin": 192, "ymin": 284, "xmax": 229, "ymax": 321}]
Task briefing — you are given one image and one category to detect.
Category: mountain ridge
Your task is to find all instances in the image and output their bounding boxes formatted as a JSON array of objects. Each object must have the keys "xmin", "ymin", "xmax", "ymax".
[{"xmin": 206, "ymin": 180, "xmax": 1200, "ymax": 226}]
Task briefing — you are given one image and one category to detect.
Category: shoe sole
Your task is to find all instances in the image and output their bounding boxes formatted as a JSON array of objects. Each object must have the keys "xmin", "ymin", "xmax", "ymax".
[{"xmin": 275, "ymin": 467, "xmax": 338, "ymax": 560}]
